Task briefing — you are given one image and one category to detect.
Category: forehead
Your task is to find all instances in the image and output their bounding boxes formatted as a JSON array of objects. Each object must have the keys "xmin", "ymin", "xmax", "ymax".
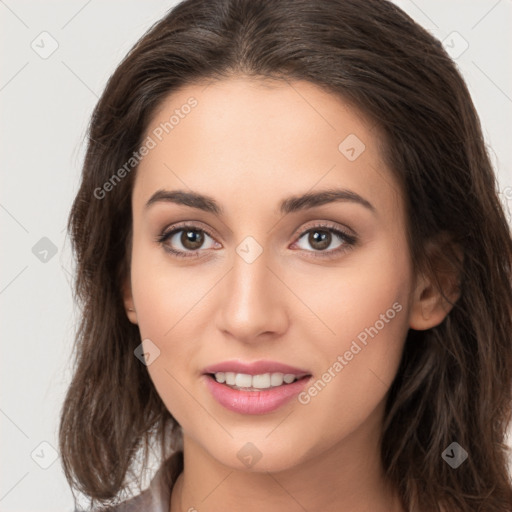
[{"xmin": 134, "ymin": 77, "xmax": 402, "ymax": 224}]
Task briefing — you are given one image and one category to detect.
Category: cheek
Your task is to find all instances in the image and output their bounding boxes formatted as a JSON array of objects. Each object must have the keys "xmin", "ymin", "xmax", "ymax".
[
  {"xmin": 130, "ymin": 236, "xmax": 201, "ymax": 340},
  {"xmin": 294, "ymin": 238, "xmax": 412, "ymax": 436},
  {"xmin": 130, "ymin": 243, "xmax": 208, "ymax": 427},
  {"xmin": 300, "ymin": 234, "xmax": 412, "ymax": 352},
  {"xmin": 129, "ymin": 239, "xmax": 199, "ymax": 383}
]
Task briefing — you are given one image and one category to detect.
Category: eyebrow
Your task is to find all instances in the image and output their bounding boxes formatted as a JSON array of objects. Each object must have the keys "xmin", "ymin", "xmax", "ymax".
[{"xmin": 145, "ymin": 187, "xmax": 376, "ymax": 216}]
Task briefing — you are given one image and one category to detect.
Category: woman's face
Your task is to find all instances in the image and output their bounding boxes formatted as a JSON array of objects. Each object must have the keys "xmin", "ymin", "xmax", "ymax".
[{"xmin": 126, "ymin": 77, "xmax": 418, "ymax": 472}]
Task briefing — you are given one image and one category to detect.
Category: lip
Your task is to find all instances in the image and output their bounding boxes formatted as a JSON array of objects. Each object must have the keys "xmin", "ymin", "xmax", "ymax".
[
  {"xmin": 203, "ymin": 373, "xmax": 312, "ymax": 415},
  {"xmin": 202, "ymin": 359, "xmax": 310, "ymax": 376}
]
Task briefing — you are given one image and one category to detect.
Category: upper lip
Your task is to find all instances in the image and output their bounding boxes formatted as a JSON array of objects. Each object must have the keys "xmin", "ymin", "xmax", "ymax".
[{"xmin": 203, "ymin": 359, "xmax": 311, "ymax": 377}]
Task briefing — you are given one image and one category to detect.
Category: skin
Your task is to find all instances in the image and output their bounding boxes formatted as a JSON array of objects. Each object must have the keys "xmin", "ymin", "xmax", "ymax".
[{"xmin": 122, "ymin": 77, "xmax": 459, "ymax": 512}]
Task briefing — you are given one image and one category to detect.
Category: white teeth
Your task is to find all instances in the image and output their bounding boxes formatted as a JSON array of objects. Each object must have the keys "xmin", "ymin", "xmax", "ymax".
[
  {"xmin": 253, "ymin": 373, "xmax": 272, "ymax": 388},
  {"xmin": 235, "ymin": 373, "xmax": 252, "ymax": 388},
  {"xmin": 213, "ymin": 372, "xmax": 300, "ymax": 388},
  {"xmin": 270, "ymin": 373, "xmax": 284, "ymax": 386},
  {"xmin": 215, "ymin": 372, "xmax": 226, "ymax": 383}
]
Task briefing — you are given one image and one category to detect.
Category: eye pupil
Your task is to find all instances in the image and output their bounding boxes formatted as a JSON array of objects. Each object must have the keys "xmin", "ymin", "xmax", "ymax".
[
  {"xmin": 309, "ymin": 230, "xmax": 331, "ymax": 250},
  {"xmin": 182, "ymin": 229, "xmax": 204, "ymax": 249}
]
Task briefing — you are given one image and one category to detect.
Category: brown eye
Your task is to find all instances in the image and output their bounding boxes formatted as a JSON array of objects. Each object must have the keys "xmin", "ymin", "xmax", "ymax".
[
  {"xmin": 157, "ymin": 224, "xmax": 219, "ymax": 258},
  {"xmin": 180, "ymin": 229, "xmax": 205, "ymax": 250},
  {"xmin": 307, "ymin": 230, "xmax": 332, "ymax": 251},
  {"xmin": 290, "ymin": 223, "xmax": 357, "ymax": 259}
]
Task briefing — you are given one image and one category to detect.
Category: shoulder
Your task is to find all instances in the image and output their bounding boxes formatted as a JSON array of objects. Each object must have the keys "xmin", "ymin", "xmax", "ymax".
[{"xmin": 79, "ymin": 451, "xmax": 183, "ymax": 512}]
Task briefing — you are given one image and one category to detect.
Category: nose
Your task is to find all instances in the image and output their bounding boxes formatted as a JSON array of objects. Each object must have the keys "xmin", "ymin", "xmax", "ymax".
[{"xmin": 215, "ymin": 246, "xmax": 289, "ymax": 344}]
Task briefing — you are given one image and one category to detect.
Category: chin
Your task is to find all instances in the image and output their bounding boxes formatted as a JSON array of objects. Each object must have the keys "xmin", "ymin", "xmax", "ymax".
[{"xmin": 205, "ymin": 435, "xmax": 313, "ymax": 474}]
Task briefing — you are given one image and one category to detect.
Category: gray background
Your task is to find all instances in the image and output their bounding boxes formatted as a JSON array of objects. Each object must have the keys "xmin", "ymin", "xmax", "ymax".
[{"xmin": 1, "ymin": 1, "xmax": 511, "ymax": 510}]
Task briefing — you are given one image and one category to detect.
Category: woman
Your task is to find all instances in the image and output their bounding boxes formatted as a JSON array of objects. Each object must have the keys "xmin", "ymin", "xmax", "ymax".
[{"xmin": 59, "ymin": 0, "xmax": 512, "ymax": 510}]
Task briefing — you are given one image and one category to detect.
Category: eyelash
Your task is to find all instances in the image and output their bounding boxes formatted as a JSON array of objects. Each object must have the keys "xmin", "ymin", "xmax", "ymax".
[{"xmin": 155, "ymin": 222, "xmax": 357, "ymax": 260}]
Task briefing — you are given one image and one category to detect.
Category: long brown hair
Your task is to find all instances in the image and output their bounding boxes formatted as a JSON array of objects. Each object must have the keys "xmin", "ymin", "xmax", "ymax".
[{"xmin": 59, "ymin": 0, "xmax": 512, "ymax": 510}]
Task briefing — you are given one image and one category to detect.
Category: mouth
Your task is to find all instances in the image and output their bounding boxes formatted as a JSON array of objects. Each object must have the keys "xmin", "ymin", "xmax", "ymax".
[{"xmin": 201, "ymin": 360, "xmax": 313, "ymax": 414}]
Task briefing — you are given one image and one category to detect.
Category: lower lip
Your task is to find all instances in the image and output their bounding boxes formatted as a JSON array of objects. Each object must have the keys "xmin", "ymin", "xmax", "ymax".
[{"xmin": 203, "ymin": 374, "xmax": 311, "ymax": 414}]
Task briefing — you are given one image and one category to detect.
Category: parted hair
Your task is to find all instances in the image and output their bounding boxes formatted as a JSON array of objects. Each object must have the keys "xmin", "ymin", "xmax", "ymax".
[{"xmin": 59, "ymin": 0, "xmax": 512, "ymax": 510}]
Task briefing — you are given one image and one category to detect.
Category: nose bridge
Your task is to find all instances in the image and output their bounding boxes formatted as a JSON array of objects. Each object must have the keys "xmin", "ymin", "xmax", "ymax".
[
  {"xmin": 216, "ymin": 236, "xmax": 287, "ymax": 340},
  {"xmin": 232, "ymin": 243, "xmax": 269, "ymax": 304}
]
